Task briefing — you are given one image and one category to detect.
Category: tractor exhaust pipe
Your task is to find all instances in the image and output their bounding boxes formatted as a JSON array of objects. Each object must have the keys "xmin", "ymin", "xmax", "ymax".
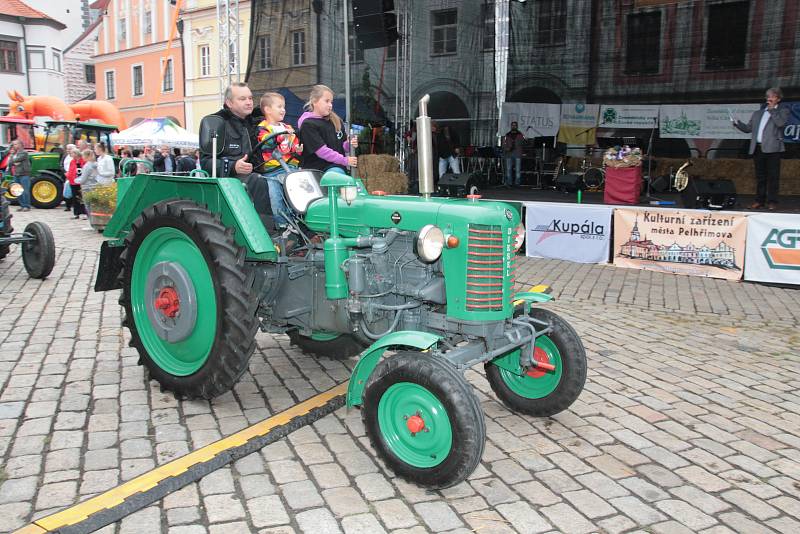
[{"xmin": 416, "ymin": 95, "xmax": 434, "ymax": 198}]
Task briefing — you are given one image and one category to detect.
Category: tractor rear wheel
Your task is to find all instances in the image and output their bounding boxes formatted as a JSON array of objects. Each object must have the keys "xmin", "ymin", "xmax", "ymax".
[
  {"xmin": 288, "ymin": 330, "xmax": 365, "ymax": 360},
  {"xmin": 21, "ymin": 222, "xmax": 55, "ymax": 278},
  {"xmin": 120, "ymin": 199, "xmax": 259, "ymax": 399},
  {"xmin": 362, "ymin": 351, "xmax": 485, "ymax": 488},
  {"xmin": 30, "ymin": 174, "xmax": 62, "ymax": 209},
  {"xmin": 485, "ymin": 308, "xmax": 586, "ymax": 417}
]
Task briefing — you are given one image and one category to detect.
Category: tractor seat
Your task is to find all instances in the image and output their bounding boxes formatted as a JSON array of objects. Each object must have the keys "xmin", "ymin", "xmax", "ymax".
[{"xmin": 283, "ymin": 170, "xmax": 324, "ymax": 214}]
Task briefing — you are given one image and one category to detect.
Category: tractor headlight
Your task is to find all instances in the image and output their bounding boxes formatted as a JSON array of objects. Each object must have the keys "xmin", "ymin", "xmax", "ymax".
[
  {"xmin": 417, "ymin": 224, "xmax": 445, "ymax": 263},
  {"xmin": 8, "ymin": 183, "xmax": 24, "ymax": 198},
  {"xmin": 513, "ymin": 223, "xmax": 526, "ymax": 252}
]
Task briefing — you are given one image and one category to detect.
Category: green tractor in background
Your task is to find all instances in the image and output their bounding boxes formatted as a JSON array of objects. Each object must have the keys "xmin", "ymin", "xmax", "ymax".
[
  {"xmin": 94, "ymin": 96, "xmax": 587, "ymax": 488},
  {"xmin": 0, "ymin": 118, "xmax": 118, "ymax": 208}
]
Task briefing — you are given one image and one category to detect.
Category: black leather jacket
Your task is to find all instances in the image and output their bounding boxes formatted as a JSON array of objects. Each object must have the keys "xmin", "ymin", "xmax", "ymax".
[{"xmin": 199, "ymin": 106, "xmax": 263, "ymax": 177}]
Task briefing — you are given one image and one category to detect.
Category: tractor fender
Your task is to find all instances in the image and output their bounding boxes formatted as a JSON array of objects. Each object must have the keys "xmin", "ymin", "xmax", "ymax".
[
  {"xmin": 36, "ymin": 169, "xmax": 64, "ymax": 182},
  {"xmin": 347, "ymin": 330, "xmax": 442, "ymax": 408},
  {"xmin": 103, "ymin": 174, "xmax": 277, "ymax": 261}
]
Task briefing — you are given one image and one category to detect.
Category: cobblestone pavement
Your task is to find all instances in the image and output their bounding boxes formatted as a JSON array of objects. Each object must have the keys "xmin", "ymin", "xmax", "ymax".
[{"xmin": 1, "ymin": 206, "xmax": 799, "ymax": 534}]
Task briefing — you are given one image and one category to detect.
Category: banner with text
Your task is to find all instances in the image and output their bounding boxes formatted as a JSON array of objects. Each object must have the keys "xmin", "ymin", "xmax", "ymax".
[
  {"xmin": 613, "ymin": 208, "xmax": 747, "ymax": 280},
  {"xmin": 500, "ymin": 102, "xmax": 560, "ymax": 137},
  {"xmin": 559, "ymin": 103, "xmax": 600, "ymax": 145},
  {"xmin": 599, "ymin": 105, "xmax": 659, "ymax": 129},
  {"xmin": 744, "ymin": 213, "xmax": 800, "ymax": 285},
  {"xmin": 525, "ymin": 202, "xmax": 613, "ymax": 264},
  {"xmin": 659, "ymin": 103, "xmax": 759, "ymax": 139},
  {"xmin": 784, "ymin": 102, "xmax": 800, "ymax": 144}
]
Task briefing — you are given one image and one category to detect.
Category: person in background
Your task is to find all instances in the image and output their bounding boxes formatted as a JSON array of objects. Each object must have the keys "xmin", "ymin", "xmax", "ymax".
[
  {"xmin": 9, "ymin": 139, "xmax": 32, "ymax": 211},
  {"xmin": 95, "ymin": 142, "xmax": 116, "ymax": 184},
  {"xmin": 502, "ymin": 121, "xmax": 525, "ymax": 187},
  {"xmin": 154, "ymin": 145, "xmax": 177, "ymax": 174},
  {"xmin": 732, "ymin": 87, "xmax": 790, "ymax": 210},
  {"xmin": 62, "ymin": 144, "xmax": 77, "ymax": 210},
  {"xmin": 436, "ymin": 124, "xmax": 460, "ymax": 177},
  {"xmin": 74, "ymin": 149, "xmax": 97, "ymax": 219},
  {"xmin": 298, "ymin": 84, "xmax": 357, "ymax": 173},
  {"xmin": 77, "ymin": 139, "xmax": 90, "ymax": 153},
  {"xmin": 65, "ymin": 147, "xmax": 85, "ymax": 218},
  {"xmin": 176, "ymin": 149, "xmax": 197, "ymax": 173},
  {"xmin": 257, "ymin": 92, "xmax": 303, "ymax": 228}
]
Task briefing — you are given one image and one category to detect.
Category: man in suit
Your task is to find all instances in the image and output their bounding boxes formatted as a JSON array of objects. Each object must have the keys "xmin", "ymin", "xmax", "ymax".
[
  {"xmin": 732, "ymin": 87, "xmax": 790, "ymax": 210},
  {"xmin": 153, "ymin": 145, "xmax": 177, "ymax": 173}
]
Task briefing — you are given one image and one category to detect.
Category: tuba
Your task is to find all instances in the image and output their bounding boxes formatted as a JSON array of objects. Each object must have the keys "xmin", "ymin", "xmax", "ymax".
[{"xmin": 673, "ymin": 161, "xmax": 691, "ymax": 191}]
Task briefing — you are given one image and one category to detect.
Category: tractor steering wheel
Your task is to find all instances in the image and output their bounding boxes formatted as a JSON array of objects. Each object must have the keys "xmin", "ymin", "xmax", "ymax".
[{"xmin": 252, "ymin": 130, "xmax": 299, "ymax": 159}]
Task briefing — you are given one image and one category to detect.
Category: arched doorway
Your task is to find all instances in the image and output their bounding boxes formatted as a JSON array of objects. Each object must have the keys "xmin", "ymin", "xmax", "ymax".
[
  {"xmin": 428, "ymin": 91, "xmax": 470, "ymax": 149},
  {"xmin": 507, "ymin": 86, "xmax": 561, "ymax": 104}
]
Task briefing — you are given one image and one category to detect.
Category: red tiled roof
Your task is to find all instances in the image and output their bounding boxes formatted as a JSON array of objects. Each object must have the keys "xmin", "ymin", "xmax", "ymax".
[
  {"xmin": 89, "ymin": 0, "xmax": 110, "ymax": 9},
  {"xmin": 0, "ymin": 0, "xmax": 55, "ymax": 20}
]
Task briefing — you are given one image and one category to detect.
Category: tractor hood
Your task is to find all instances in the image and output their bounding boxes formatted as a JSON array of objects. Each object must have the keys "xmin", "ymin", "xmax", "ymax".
[{"xmin": 304, "ymin": 194, "xmax": 522, "ymax": 237}]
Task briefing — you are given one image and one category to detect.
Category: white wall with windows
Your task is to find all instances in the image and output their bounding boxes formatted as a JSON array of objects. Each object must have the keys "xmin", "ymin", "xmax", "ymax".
[{"xmin": 0, "ymin": 18, "xmax": 66, "ymax": 111}]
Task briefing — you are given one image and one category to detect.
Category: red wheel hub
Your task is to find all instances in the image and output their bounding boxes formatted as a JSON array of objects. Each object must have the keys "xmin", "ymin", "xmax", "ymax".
[
  {"xmin": 154, "ymin": 287, "xmax": 181, "ymax": 318},
  {"xmin": 406, "ymin": 414, "xmax": 425, "ymax": 434},
  {"xmin": 526, "ymin": 346, "xmax": 555, "ymax": 378}
]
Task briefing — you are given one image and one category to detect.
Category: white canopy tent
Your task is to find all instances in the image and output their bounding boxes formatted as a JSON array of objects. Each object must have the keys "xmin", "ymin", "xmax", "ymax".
[{"xmin": 111, "ymin": 118, "xmax": 199, "ymax": 148}]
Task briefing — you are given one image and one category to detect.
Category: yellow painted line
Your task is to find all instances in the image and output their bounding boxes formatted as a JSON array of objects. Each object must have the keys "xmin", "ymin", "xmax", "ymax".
[
  {"xmin": 27, "ymin": 381, "xmax": 348, "ymax": 532},
  {"xmin": 513, "ymin": 284, "xmax": 550, "ymax": 305}
]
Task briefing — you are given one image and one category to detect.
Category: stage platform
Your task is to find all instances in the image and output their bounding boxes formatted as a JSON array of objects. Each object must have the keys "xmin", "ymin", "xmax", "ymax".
[{"xmin": 476, "ymin": 186, "xmax": 800, "ymax": 213}]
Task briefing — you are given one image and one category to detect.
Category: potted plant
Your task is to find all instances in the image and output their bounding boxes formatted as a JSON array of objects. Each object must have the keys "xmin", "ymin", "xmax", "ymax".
[{"xmin": 82, "ymin": 182, "xmax": 117, "ymax": 232}]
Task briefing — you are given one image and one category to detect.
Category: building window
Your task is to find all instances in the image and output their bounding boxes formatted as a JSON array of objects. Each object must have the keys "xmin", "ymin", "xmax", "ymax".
[
  {"xmin": 536, "ymin": 0, "xmax": 566, "ymax": 46},
  {"xmin": 257, "ymin": 36, "xmax": 272, "ymax": 70},
  {"xmin": 132, "ymin": 64, "xmax": 143, "ymax": 96},
  {"xmin": 105, "ymin": 70, "xmax": 116, "ymax": 99},
  {"xmin": 625, "ymin": 11, "xmax": 661, "ymax": 75},
  {"xmin": 0, "ymin": 40, "xmax": 19, "ymax": 72},
  {"xmin": 706, "ymin": 1, "xmax": 749, "ymax": 70},
  {"xmin": 292, "ymin": 30, "xmax": 306, "ymax": 65},
  {"xmin": 199, "ymin": 45, "xmax": 211, "ymax": 76},
  {"xmin": 27, "ymin": 48, "xmax": 45, "ymax": 69},
  {"xmin": 85, "ymin": 64, "xmax": 95, "ymax": 83},
  {"xmin": 52, "ymin": 50, "xmax": 62, "ymax": 72},
  {"xmin": 119, "ymin": 17, "xmax": 126, "ymax": 40},
  {"xmin": 483, "ymin": 2, "xmax": 495, "ymax": 50},
  {"xmin": 144, "ymin": 10, "xmax": 152, "ymax": 35},
  {"xmin": 431, "ymin": 10, "xmax": 457, "ymax": 56},
  {"xmin": 162, "ymin": 58, "xmax": 174, "ymax": 92}
]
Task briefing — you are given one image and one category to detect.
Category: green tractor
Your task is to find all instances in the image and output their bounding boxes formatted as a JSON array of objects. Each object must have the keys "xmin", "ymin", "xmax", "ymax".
[
  {"xmin": 94, "ymin": 96, "xmax": 587, "ymax": 488},
  {"xmin": 0, "ymin": 118, "xmax": 118, "ymax": 208}
]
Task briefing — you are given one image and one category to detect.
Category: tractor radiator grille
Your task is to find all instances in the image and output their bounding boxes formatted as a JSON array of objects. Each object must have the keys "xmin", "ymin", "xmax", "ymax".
[{"xmin": 465, "ymin": 224, "xmax": 508, "ymax": 311}]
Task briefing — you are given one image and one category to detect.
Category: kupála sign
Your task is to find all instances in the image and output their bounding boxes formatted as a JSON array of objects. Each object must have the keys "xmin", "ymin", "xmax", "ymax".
[{"xmin": 745, "ymin": 214, "xmax": 800, "ymax": 285}]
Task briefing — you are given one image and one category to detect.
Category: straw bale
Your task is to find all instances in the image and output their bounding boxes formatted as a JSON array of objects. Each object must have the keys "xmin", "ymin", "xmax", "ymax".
[
  {"xmin": 358, "ymin": 154, "xmax": 400, "ymax": 178},
  {"xmin": 362, "ymin": 171, "xmax": 408, "ymax": 195}
]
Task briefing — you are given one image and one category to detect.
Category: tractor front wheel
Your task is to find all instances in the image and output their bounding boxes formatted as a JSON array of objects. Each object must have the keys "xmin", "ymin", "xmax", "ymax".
[
  {"xmin": 21, "ymin": 222, "xmax": 55, "ymax": 278},
  {"xmin": 362, "ymin": 352, "xmax": 485, "ymax": 489},
  {"xmin": 120, "ymin": 199, "xmax": 259, "ymax": 399},
  {"xmin": 30, "ymin": 174, "xmax": 62, "ymax": 209},
  {"xmin": 485, "ymin": 308, "xmax": 586, "ymax": 417}
]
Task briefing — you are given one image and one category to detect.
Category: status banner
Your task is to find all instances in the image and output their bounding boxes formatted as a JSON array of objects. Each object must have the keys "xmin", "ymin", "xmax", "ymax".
[
  {"xmin": 525, "ymin": 202, "xmax": 613, "ymax": 264},
  {"xmin": 744, "ymin": 213, "xmax": 800, "ymax": 285},
  {"xmin": 613, "ymin": 208, "xmax": 747, "ymax": 280},
  {"xmin": 500, "ymin": 102, "xmax": 560, "ymax": 137},
  {"xmin": 660, "ymin": 103, "xmax": 759, "ymax": 139},
  {"xmin": 599, "ymin": 105, "xmax": 659, "ymax": 129}
]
